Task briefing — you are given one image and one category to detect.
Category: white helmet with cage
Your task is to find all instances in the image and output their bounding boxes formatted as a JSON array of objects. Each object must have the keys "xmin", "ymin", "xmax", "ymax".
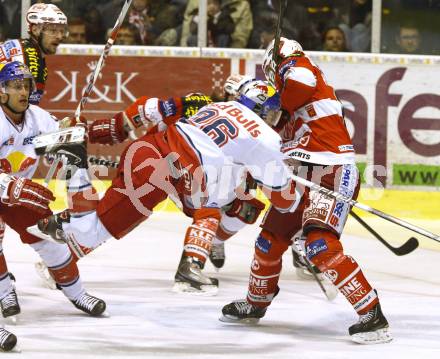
[
  {"xmin": 262, "ymin": 37, "xmax": 303, "ymax": 86},
  {"xmin": 26, "ymin": 3, "xmax": 67, "ymax": 29}
]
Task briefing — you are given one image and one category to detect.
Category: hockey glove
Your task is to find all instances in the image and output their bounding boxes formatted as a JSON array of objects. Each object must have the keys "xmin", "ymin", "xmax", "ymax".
[
  {"xmin": 0, "ymin": 174, "xmax": 55, "ymax": 214},
  {"xmin": 88, "ymin": 112, "xmax": 129, "ymax": 145},
  {"xmin": 224, "ymin": 197, "xmax": 266, "ymax": 224}
]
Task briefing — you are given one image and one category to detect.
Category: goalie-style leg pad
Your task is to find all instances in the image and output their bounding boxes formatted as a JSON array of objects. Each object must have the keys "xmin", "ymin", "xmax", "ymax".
[
  {"xmin": 246, "ymin": 230, "xmax": 290, "ymax": 307},
  {"xmin": 305, "ymin": 229, "xmax": 379, "ymax": 314}
]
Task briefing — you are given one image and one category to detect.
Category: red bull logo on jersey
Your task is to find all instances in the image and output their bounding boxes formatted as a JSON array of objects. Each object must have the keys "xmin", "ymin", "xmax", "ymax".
[{"xmin": 0, "ymin": 152, "xmax": 37, "ymax": 173}]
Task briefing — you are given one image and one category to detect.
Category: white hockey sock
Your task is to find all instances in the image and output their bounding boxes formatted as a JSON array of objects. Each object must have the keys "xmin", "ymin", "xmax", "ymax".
[
  {"xmin": 64, "ymin": 212, "xmax": 112, "ymax": 250},
  {"xmin": 59, "ymin": 277, "xmax": 86, "ymax": 301}
]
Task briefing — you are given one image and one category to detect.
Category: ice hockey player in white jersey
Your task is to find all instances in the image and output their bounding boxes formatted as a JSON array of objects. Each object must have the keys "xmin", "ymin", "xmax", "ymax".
[
  {"xmin": 29, "ymin": 81, "xmax": 302, "ymax": 294},
  {"xmin": 53, "ymin": 75, "xmax": 265, "ymax": 294},
  {"xmin": 0, "ymin": 62, "xmax": 107, "ymax": 336}
]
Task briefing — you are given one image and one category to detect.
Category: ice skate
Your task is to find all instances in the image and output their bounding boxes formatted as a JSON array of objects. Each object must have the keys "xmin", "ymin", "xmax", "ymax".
[
  {"xmin": 34, "ymin": 261, "xmax": 57, "ymax": 290},
  {"xmin": 173, "ymin": 256, "xmax": 219, "ymax": 295},
  {"xmin": 209, "ymin": 241, "xmax": 225, "ymax": 270},
  {"xmin": 220, "ymin": 299, "xmax": 267, "ymax": 324},
  {"xmin": 27, "ymin": 210, "xmax": 71, "ymax": 243},
  {"xmin": 71, "ymin": 292, "xmax": 107, "ymax": 317},
  {"xmin": 349, "ymin": 302, "xmax": 392, "ymax": 344},
  {"xmin": 0, "ymin": 327, "xmax": 17, "ymax": 352},
  {"xmin": 0, "ymin": 288, "xmax": 20, "ymax": 324}
]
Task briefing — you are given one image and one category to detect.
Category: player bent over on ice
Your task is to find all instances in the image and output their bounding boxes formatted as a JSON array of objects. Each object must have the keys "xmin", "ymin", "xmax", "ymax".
[
  {"xmin": 50, "ymin": 75, "xmax": 264, "ymax": 294},
  {"xmin": 28, "ymin": 82, "xmax": 302, "ymax": 298},
  {"xmin": 0, "ymin": 62, "xmax": 106, "ymax": 331},
  {"xmin": 220, "ymin": 38, "xmax": 392, "ymax": 345}
]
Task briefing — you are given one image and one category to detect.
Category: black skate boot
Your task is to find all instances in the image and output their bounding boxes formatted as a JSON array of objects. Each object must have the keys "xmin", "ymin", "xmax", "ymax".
[
  {"xmin": 173, "ymin": 255, "xmax": 219, "ymax": 295},
  {"xmin": 0, "ymin": 328, "xmax": 17, "ymax": 352},
  {"xmin": 209, "ymin": 241, "xmax": 225, "ymax": 270},
  {"xmin": 220, "ymin": 299, "xmax": 267, "ymax": 324},
  {"xmin": 0, "ymin": 288, "xmax": 20, "ymax": 318},
  {"xmin": 349, "ymin": 302, "xmax": 392, "ymax": 344},
  {"xmin": 71, "ymin": 292, "xmax": 106, "ymax": 317}
]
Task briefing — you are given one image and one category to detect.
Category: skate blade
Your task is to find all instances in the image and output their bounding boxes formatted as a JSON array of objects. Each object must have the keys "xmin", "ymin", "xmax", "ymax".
[
  {"xmin": 99, "ymin": 311, "xmax": 111, "ymax": 318},
  {"xmin": 351, "ymin": 327, "xmax": 393, "ymax": 344},
  {"xmin": 219, "ymin": 314, "xmax": 260, "ymax": 325},
  {"xmin": 295, "ymin": 267, "xmax": 316, "ymax": 280},
  {"xmin": 26, "ymin": 225, "xmax": 62, "ymax": 244},
  {"xmin": 4, "ymin": 316, "xmax": 18, "ymax": 325},
  {"xmin": 323, "ymin": 284, "xmax": 338, "ymax": 301},
  {"xmin": 2, "ymin": 345, "xmax": 21, "ymax": 353},
  {"xmin": 172, "ymin": 282, "xmax": 218, "ymax": 296},
  {"xmin": 34, "ymin": 262, "xmax": 57, "ymax": 290}
]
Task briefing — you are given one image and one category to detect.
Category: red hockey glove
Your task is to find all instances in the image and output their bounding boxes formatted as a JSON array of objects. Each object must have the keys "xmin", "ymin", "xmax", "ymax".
[
  {"xmin": 0, "ymin": 174, "xmax": 55, "ymax": 215},
  {"xmin": 224, "ymin": 197, "xmax": 266, "ymax": 224},
  {"xmin": 88, "ymin": 112, "xmax": 129, "ymax": 145}
]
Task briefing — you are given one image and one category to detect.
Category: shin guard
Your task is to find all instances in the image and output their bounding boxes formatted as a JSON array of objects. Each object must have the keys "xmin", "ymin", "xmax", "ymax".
[{"xmin": 306, "ymin": 229, "xmax": 379, "ymax": 314}]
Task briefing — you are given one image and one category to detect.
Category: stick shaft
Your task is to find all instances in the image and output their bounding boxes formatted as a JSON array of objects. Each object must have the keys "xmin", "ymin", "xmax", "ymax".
[
  {"xmin": 291, "ymin": 173, "xmax": 440, "ymax": 243},
  {"xmin": 74, "ymin": 0, "xmax": 133, "ymax": 118}
]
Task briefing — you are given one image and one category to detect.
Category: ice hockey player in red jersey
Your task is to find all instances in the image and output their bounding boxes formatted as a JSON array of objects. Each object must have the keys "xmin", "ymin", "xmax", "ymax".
[
  {"xmin": 221, "ymin": 38, "xmax": 392, "ymax": 345},
  {"xmin": 29, "ymin": 81, "xmax": 302, "ymax": 299},
  {"xmin": 0, "ymin": 62, "xmax": 106, "ymax": 335},
  {"xmin": 53, "ymin": 75, "xmax": 265, "ymax": 294}
]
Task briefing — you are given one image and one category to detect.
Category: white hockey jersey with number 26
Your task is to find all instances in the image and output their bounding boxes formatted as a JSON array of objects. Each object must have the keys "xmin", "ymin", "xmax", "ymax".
[{"xmin": 166, "ymin": 101, "xmax": 298, "ymax": 211}]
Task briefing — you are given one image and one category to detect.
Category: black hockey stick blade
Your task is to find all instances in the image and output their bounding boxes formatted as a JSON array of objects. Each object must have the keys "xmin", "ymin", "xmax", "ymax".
[{"xmin": 350, "ymin": 211, "xmax": 419, "ymax": 256}]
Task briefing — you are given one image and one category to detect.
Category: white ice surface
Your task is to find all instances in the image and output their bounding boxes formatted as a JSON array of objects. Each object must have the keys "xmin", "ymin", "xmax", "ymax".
[{"xmin": 1, "ymin": 213, "xmax": 440, "ymax": 358}]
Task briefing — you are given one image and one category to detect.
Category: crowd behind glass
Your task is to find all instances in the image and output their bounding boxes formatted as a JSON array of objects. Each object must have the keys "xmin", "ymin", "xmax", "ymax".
[{"xmin": 0, "ymin": 0, "xmax": 439, "ymax": 55}]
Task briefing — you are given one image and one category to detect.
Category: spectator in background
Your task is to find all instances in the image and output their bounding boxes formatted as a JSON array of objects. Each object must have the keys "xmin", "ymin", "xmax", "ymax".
[
  {"xmin": 207, "ymin": 0, "xmax": 235, "ymax": 47},
  {"xmin": 47, "ymin": 0, "xmax": 90, "ymax": 19},
  {"xmin": 97, "ymin": 0, "xmax": 126, "ymax": 31},
  {"xmin": 128, "ymin": 0, "xmax": 153, "ymax": 45},
  {"xmin": 321, "ymin": 26, "xmax": 348, "ymax": 52},
  {"xmin": 181, "ymin": 0, "xmax": 253, "ymax": 48},
  {"xmin": 338, "ymin": 0, "xmax": 371, "ymax": 52},
  {"xmin": 297, "ymin": 0, "xmax": 346, "ymax": 50},
  {"xmin": 84, "ymin": 6, "xmax": 105, "ymax": 44},
  {"xmin": 259, "ymin": 27, "xmax": 275, "ymax": 49},
  {"xmin": 113, "ymin": 21, "xmax": 142, "ymax": 45},
  {"xmin": 392, "ymin": 24, "xmax": 422, "ymax": 54},
  {"xmin": 0, "ymin": 0, "xmax": 21, "ymax": 39},
  {"xmin": 65, "ymin": 18, "xmax": 87, "ymax": 44},
  {"xmin": 248, "ymin": 0, "xmax": 306, "ymax": 49}
]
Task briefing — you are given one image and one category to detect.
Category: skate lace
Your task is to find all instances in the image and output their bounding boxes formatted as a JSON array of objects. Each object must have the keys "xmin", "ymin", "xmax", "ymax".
[
  {"xmin": 211, "ymin": 242, "xmax": 225, "ymax": 259},
  {"xmin": 359, "ymin": 309, "xmax": 375, "ymax": 324},
  {"xmin": 0, "ymin": 290, "xmax": 18, "ymax": 310},
  {"xmin": 75, "ymin": 293, "xmax": 99, "ymax": 311},
  {"xmin": 0, "ymin": 328, "xmax": 12, "ymax": 345},
  {"xmin": 235, "ymin": 300, "xmax": 253, "ymax": 314}
]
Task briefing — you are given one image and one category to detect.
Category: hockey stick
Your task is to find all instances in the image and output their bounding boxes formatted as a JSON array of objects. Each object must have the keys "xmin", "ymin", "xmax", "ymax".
[
  {"xmin": 350, "ymin": 210, "xmax": 419, "ymax": 256},
  {"xmin": 290, "ymin": 173, "xmax": 440, "ymax": 243},
  {"xmin": 42, "ymin": 1, "xmax": 132, "ymax": 184},
  {"xmin": 75, "ymin": 0, "xmax": 133, "ymax": 119},
  {"xmin": 293, "ymin": 239, "xmax": 337, "ymax": 301},
  {"xmin": 272, "ymin": 0, "xmax": 287, "ymax": 64}
]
